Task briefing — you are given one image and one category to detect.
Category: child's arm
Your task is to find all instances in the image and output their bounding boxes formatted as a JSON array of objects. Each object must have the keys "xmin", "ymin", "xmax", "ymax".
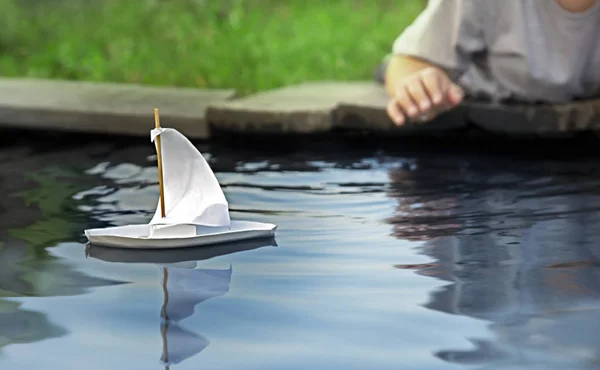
[
  {"xmin": 386, "ymin": 0, "xmax": 484, "ymax": 125},
  {"xmin": 385, "ymin": 55, "xmax": 464, "ymax": 126}
]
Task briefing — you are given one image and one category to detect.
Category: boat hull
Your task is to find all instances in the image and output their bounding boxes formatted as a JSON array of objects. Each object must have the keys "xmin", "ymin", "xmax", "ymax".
[{"xmin": 84, "ymin": 220, "xmax": 277, "ymax": 249}]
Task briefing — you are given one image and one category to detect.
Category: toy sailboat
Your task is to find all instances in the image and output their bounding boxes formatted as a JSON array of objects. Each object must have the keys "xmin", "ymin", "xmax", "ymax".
[{"xmin": 84, "ymin": 108, "xmax": 277, "ymax": 249}]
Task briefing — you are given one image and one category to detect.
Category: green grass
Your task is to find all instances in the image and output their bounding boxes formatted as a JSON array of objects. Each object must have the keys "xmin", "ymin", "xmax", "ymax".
[{"xmin": 0, "ymin": 0, "xmax": 421, "ymax": 94}]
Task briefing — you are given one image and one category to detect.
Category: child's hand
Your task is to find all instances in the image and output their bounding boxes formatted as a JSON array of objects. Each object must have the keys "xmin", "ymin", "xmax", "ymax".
[{"xmin": 386, "ymin": 67, "xmax": 464, "ymax": 126}]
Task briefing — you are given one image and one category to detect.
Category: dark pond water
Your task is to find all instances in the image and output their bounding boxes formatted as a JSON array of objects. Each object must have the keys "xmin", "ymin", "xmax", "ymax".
[{"xmin": 1, "ymin": 133, "xmax": 600, "ymax": 369}]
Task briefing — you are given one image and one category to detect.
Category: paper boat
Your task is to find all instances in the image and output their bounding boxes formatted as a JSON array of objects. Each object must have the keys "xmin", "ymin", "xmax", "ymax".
[
  {"xmin": 85, "ymin": 236, "xmax": 277, "ymax": 264},
  {"xmin": 84, "ymin": 109, "xmax": 277, "ymax": 249}
]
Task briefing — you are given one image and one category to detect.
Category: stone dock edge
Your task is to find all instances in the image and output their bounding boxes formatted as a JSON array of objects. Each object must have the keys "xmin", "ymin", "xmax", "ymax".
[{"xmin": 0, "ymin": 77, "xmax": 599, "ymax": 140}]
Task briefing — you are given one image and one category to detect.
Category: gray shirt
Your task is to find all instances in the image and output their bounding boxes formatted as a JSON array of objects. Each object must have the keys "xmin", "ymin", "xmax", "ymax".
[{"xmin": 392, "ymin": 0, "xmax": 600, "ymax": 103}]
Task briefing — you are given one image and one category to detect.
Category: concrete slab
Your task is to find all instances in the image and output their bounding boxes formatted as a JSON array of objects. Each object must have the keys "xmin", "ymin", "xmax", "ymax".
[
  {"xmin": 2, "ymin": 78, "xmax": 599, "ymax": 139},
  {"xmin": 207, "ymin": 81, "xmax": 469, "ymax": 135},
  {"xmin": 208, "ymin": 81, "xmax": 600, "ymax": 136},
  {"xmin": 0, "ymin": 78, "xmax": 235, "ymax": 139},
  {"xmin": 466, "ymin": 99, "xmax": 600, "ymax": 134},
  {"xmin": 206, "ymin": 81, "xmax": 384, "ymax": 134}
]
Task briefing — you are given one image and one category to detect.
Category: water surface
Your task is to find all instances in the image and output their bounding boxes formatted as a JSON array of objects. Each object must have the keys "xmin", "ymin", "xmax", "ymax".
[{"xmin": 0, "ymin": 135, "xmax": 599, "ymax": 369}]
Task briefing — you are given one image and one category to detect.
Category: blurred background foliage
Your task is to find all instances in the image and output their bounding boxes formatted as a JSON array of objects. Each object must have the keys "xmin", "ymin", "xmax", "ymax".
[{"xmin": 0, "ymin": 0, "xmax": 422, "ymax": 94}]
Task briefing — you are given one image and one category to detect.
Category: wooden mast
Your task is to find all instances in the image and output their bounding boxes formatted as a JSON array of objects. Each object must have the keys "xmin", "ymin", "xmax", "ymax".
[{"xmin": 154, "ymin": 108, "xmax": 166, "ymax": 219}]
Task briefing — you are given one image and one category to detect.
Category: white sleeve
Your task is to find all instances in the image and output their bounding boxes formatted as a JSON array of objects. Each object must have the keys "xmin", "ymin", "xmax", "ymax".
[{"xmin": 392, "ymin": 0, "xmax": 485, "ymax": 79}]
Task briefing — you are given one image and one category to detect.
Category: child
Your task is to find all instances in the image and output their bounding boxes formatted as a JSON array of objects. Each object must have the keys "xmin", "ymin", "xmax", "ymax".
[{"xmin": 381, "ymin": 0, "xmax": 600, "ymax": 126}]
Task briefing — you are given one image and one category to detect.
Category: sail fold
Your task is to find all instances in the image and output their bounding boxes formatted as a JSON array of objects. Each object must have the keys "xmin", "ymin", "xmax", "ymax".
[{"xmin": 150, "ymin": 128, "xmax": 230, "ymax": 227}]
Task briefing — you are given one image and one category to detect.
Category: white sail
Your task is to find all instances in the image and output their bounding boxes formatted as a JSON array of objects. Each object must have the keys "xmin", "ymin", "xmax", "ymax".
[{"xmin": 149, "ymin": 128, "xmax": 230, "ymax": 227}]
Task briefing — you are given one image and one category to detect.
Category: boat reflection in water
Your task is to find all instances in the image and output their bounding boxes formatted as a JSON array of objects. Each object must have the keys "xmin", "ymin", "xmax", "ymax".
[
  {"xmin": 86, "ymin": 237, "xmax": 277, "ymax": 369},
  {"xmin": 387, "ymin": 159, "xmax": 600, "ymax": 369}
]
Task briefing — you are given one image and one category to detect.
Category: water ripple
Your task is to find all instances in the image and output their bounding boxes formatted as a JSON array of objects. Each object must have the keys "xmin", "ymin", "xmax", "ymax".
[{"xmin": 3, "ymin": 138, "xmax": 600, "ymax": 369}]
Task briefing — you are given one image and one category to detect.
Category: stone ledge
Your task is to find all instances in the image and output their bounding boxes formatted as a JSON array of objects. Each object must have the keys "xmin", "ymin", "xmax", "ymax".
[
  {"xmin": 466, "ymin": 99, "xmax": 600, "ymax": 134},
  {"xmin": 0, "ymin": 78, "xmax": 235, "ymax": 139},
  {"xmin": 207, "ymin": 81, "xmax": 600, "ymax": 136},
  {"xmin": 1, "ymin": 78, "xmax": 599, "ymax": 139},
  {"xmin": 206, "ymin": 81, "xmax": 380, "ymax": 134},
  {"xmin": 206, "ymin": 81, "xmax": 469, "ymax": 135}
]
